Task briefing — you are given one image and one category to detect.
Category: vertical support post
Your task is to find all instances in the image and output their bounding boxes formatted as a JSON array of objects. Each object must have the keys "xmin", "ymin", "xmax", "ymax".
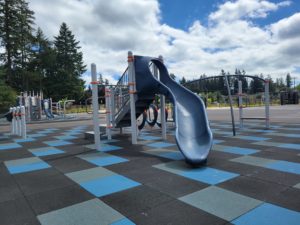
[
  {"xmin": 16, "ymin": 106, "xmax": 21, "ymax": 136},
  {"xmin": 265, "ymin": 80, "xmax": 270, "ymax": 129},
  {"xmin": 10, "ymin": 108, "xmax": 14, "ymax": 134},
  {"xmin": 238, "ymin": 80, "xmax": 243, "ymax": 129},
  {"xmin": 105, "ymin": 87, "xmax": 112, "ymax": 140},
  {"xmin": 159, "ymin": 55, "xmax": 167, "ymax": 140},
  {"xmin": 128, "ymin": 51, "xmax": 137, "ymax": 144},
  {"xmin": 91, "ymin": 63, "xmax": 101, "ymax": 150},
  {"xmin": 224, "ymin": 75, "xmax": 236, "ymax": 136},
  {"xmin": 12, "ymin": 107, "xmax": 17, "ymax": 135},
  {"xmin": 21, "ymin": 106, "xmax": 27, "ymax": 139}
]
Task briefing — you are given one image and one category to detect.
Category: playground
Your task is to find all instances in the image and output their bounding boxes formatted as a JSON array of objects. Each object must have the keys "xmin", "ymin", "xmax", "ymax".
[
  {"xmin": 0, "ymin": 53, "xmax": 299, "ymax": 225},
  {"xmin": 0, "ymin": 106, "xmax": 299, "ymax": 225}
]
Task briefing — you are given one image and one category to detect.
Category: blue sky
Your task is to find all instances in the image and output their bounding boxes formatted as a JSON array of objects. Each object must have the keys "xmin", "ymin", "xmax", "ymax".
[
  {"xmin": 29, "ymin": 0, "xmax": 300, "ymax": 85},
  {"xmin": 159, "ymin": 0, "xmax": 300, "ymax": 29}
]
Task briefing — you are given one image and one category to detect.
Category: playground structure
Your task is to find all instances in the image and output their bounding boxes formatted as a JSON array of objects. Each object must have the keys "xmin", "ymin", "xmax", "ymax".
[
  {"xmin": 16, "ymin": 91, "xmax": 75, "ymax": 121},
  {"xmin": 90, "ymin": 52, "xmax": 213, "ymax": 165},
  {"xmin": 186, "ymin": 75, "xmax": 270, "ymax": 132},
  {"xmin": 9, "ymin": 106, "xmax": 27, "ymax": 138}
]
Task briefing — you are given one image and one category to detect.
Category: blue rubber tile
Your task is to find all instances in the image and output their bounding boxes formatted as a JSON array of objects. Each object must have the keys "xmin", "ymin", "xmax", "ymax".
[
  {"xmin": 181, "ymin": 167, "xmax": 239, "ymax": 185},
  {"xmin": 146, "ymin": 142, "xmax": 176, "ymax": 148},
  {"xmin": 160, "ymin": 152, "xmax": 185, "ymax": 160},
  {"xmin": 29, "ymin": 147, "xmax": 64, "ymax": 157},
  {"xmin": 101, "ymin": 139, "xmax": 119, "ymax": 144},
  {"xmin": 266, "ymin": 161, "xmax": 300, "ymax": 175},
  {"xmin": 100, "ymin": 145, "xmax": 122, "ymax": 152},
  {"xmin": 14, "ymin": 137, "xmax": 36, "ymax": 143},
  {"xmin": 80, "ymin": 175, "xmax": 140, "ymax": 197},
  {"xmin": 54, "ymin": 135, "xmax": 77, "ymax": 140},
  {"xmin": 110, "ymin": 218, "xmax": 135, "ymax": 225},
  {"xmin": 39, "ymin": 130, "xmax": 55, "ymax": 134},
  {"xmin": 6, "ymin": 161, "xmax": 51, "ymax": 174},
  {"xmin": 232, "ymin": 203, "xmax": 300, "ymax": 225},
  {"xmin": 27, "ymin": 133, "xmax": 46, "ymax": 138},
  {"xmin": 222, "ymin": 147, "xmax": 259, "ymax": 155},
  {"xmin": 88, "ymin": 156, "xmax": 128, "ymax": 167},
  {"xmin": 236, "ymin": 136, "xmax": 270, "ymax": 141},
  {"xmin": 213, "ymin": 139, "xmax": 225, "ymax": 144},
  {"xmin": 43, "ymin": 140, "xmax": 73, "ymax": 147},
  {"xmin": 139, "ymin": 135, "xmax": 161, "ymax": 141},
  {"xmin": 0, "ymin": 143, "xmax": 22, "ymax": 151},
  {"xmin": 278, "ymin": 143, "xmax": 300, "ymax": 150}
]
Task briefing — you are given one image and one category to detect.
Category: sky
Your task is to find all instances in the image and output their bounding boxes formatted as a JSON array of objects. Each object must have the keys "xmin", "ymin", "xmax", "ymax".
[{"xmin": 28, "ymin": 0, "xmax": 300, "ymax": 86}]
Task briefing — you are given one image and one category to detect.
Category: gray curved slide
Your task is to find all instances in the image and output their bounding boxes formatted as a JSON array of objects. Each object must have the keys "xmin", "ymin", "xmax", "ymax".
[{"xmin": 134, "ymin": 56, "xmax": 213, "ymax": 165}]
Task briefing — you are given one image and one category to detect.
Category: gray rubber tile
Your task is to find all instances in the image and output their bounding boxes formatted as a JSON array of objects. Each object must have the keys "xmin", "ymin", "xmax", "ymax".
[
  {"xmin": 27, "ymin": 185, "xmax": 95, "ymax": 215},
  {"xmin": 179, "ymin": 186, "xmax": 262, "ymax": 221},
  {"xmin": 294, "ymin": 183, "xmax": 300, "ymax": 189},
  {"xmin": 230, "ymin": 155, "xmax": 277, "ymax": 167},
  {"xmin": 129, "ymin": 199, "xmax": 227, "ymax": 225},
  {"xmin": 0, "ymin": 197, "xmax": 40, "ymax": 225},
  {"xmin": 66, "ymin": 166, "xmax": 115, "ymax": 183},
  {"xmin": 37, "ymin": 198, "xmax": 124, "ymax": 225},
  {"xmin": 101, "ymin": 185, "xmax": 173, "ymax": 216}
]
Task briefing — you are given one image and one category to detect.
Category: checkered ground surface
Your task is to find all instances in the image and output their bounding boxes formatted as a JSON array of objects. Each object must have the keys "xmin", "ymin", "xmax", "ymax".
[{"xmin": 0, "ymin": 121, "xmax": 300, "ymax": 225}]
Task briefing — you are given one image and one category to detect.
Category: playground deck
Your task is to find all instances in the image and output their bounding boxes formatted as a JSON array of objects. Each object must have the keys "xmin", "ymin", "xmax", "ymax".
[{"xmin": 0, "ymin": 119, "xmax": 300, "ymax": 224}]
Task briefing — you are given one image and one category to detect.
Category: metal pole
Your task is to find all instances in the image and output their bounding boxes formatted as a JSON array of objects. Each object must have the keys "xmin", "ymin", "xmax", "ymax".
[
  {"xmin": 238, "ymin": 80, "xmax": 243, "ymax": 129},
  {"xmin": 128, "ymin": 51, "xmax": 138, "ymax": 144},
  {"xmin": 16, "ymin": 106, "xmax": 21, "ymax": 136},
  {"xmin": 13, "ymin": 107, "xmax": 17, "ymax": 135},
  {"xmin": 105, "ymin": 87, "xmax": 112, "ymax": 140},
  {"xmin": 265, "ymin": 80, "xmax": 270, "ymax": 129},
  {"xmin": 10, "ymin": 107, "xmax": 14, "ymax": 135},
  {"xmin": 224, "ymin": 75, "xmax": 236, "ymax": 136},
  {"xmin": 91, "ymin": 64, "xmax": 101, "ymax": 150},
  {"xmin": 21, "ymin": 106, "xmax": 27, "ymax": 139},
  {"xmin": 159, "ymin": 55, "xmax": 167, "ymax": 140}
]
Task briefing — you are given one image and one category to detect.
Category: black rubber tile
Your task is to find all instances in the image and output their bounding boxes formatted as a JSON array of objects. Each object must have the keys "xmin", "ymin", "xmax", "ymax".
[
  {"xmin": 0, "ymin": 197, "xmax": 40, "ymax": 225},
  {"xmin": 248, "ymin": 167, "xmax": 300, "ymax": 186},
  {"xmin": 0, "ymin": 162, "xmax": 10, "ymax": 177},
  {"xmin": 0, "ymin": 149, "xmax": 33, "ymax": 162},
  {"xmin": 212, "ymin": 160, "xmax": 262, "ymax": 176},
  {"xmin": 48, "ymin": 156, "xmax": 96, "ymax": 173},
  {"xmin": 218, "ymin": 176, "xmax": 288, "ymax": 202},
  {"xmin": 26, "ymin": 184, "xmax": 94, "ymax": 215},
  {"xmin": 144, "ymin": 169, "xmax": 209, "ymax": 198},
  {"xmin": 13, "ymin": 168, "xmax": 74, "ymax": 196},
  {"xmin": 101, "ymin": 185, "xmax": 173, "ymax": 216},
  {"xmin": 129, "ymin": 199, "xmax": 227, "ymax": 225},
  {"xmin": 19, "ymin": 141, "xmax": 49, "ymax": 149},
  {"xmin": 268, "ymin": 187, "xmax": 300, "ymax": 211},
  {"xmin": 58, "ymin": 145, "xmax": 91, "ymax": 155},
  {"xmin": 0, "ymin": 175, "xmax": 23, "ymax": 203}
]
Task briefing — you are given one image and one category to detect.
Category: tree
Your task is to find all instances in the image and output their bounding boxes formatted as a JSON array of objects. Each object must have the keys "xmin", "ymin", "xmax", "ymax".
[
  {"xmin": 170, "ymin": 73, "xmax": 176, "ymax": 80},
  {"xmin": 0, "ymin": 0, "xmax": 35, "ymax": 90},
  {"xmin": 180, "ymin": 76, "xmax": 186, "ymax": 85},
  {"xmin": 49, "ymin": 22, "xmax": 86, "ymax": 101},
  {"xmin": 0, "ymin": 66, "xmax": 16, "ymax": 113},
  {"xmin": 286, "ymin": 73, "xmax": 292, "ymax": 88}
]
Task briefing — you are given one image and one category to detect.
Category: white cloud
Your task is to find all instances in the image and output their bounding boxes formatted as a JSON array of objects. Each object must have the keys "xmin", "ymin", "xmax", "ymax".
[
  {"xmin": 28, "ymin": 0, "xmax": 300, "ymax": 85},
  {"xmin": 209, "ymin": 0, "xmax": 291, "ymax": 22}
]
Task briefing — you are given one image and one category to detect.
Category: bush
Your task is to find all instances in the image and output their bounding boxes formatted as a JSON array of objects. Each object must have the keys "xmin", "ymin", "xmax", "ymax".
[{"xmin": 0, "ymin": 82, "xmax": 16, "ymax": 113}]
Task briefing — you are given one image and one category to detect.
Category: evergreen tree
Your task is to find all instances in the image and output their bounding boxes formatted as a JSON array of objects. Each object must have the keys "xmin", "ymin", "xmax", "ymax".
[
  {"xmin": 180, "ymin": 76, "xmax": 186, "ymax": 85},
  {"xmin": 51, "ymin": 22, "xmax": 86, "ymax": 101},
  {"xmin": 0, "ymin": 0, "xmax": 19, "ymax": 84},
  {"xmin": 0, "ymin": 0, "xmax": 35, "ymax": 90},
  {"xmin": 286, "ymin": 73, "xmax": 292, "ymax": 88}
]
